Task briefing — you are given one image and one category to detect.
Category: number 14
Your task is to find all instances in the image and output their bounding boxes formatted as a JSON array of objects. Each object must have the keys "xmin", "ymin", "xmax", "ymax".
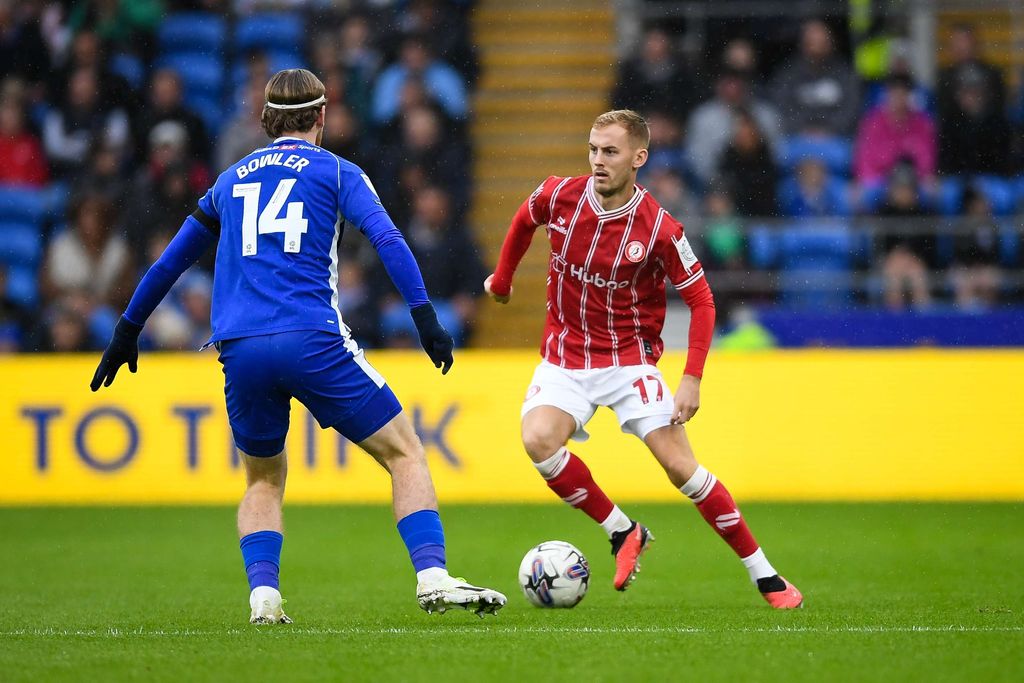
[
  {"xmin": 632, "ymin": 375, "xmax": 664, "ymax": 404},
  {"xmin": 233, "ymin": 179, "xmax": 308, "ymax": 256}
]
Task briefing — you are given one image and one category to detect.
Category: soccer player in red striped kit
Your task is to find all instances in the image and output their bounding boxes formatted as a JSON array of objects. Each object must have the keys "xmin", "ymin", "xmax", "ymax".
[{"xmin": 484, "ymin": 110, "xmax": 802, "ymax": 608}]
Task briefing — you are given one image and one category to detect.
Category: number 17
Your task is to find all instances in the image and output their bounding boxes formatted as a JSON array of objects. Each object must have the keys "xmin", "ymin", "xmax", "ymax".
[{"xmin": 632, "ymin": 375, "xmax": 663, "ymax": 405}]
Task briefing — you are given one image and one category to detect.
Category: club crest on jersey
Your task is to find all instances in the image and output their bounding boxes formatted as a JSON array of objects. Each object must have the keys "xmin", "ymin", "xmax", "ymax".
[{"xmin": 625, "ymin": 240, "xmax": 647, "ymax": 263}]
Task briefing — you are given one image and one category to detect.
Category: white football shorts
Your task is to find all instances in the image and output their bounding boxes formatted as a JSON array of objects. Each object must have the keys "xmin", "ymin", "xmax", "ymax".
[{"xmin": 520, "ymin": 361, "xmax": 675, "ymax": 442}]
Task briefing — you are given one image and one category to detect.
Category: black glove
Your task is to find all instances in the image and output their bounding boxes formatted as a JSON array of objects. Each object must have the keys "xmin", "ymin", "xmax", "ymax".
[
  {"xmin": 90, "ymin": 316, "xmax": 143, "ymax": 391},
  {"xmin": 410, "ymin": 303, "xmax": 454, "ymax": 375}
]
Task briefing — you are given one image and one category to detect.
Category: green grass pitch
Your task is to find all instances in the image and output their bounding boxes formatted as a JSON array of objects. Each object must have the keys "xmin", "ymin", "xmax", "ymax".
[{"xmin": 1, "ymin": 503, "xmax": 1022, "ymax": 682}]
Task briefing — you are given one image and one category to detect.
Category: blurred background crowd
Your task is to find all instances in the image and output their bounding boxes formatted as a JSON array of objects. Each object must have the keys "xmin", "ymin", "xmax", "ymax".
[
  {"xmin": 0, "ymin": 0, "xmax": 487, "ymax": 353},
  {"xmin": 1, "ymin": 0, "xmax": 1023, "ymax": 353},
  {"xmin": 616, "ymin": 7, "xmax": 1024, "ymax": 339}
]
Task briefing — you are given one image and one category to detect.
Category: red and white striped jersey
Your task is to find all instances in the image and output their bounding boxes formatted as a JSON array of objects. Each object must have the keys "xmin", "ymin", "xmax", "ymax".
[{"xmin": 527, "ymin": 175, "xmax": 705, "ymax": 369}]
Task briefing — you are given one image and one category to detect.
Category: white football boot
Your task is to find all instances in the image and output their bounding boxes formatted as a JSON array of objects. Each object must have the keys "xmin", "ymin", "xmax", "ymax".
[
  {"xmin": 249, "ymin": 586, "xmax": 293, "ymax": 624},
  {"xmin": 415, "ymin": 568, "xmax": 507, "ymax": 616}
]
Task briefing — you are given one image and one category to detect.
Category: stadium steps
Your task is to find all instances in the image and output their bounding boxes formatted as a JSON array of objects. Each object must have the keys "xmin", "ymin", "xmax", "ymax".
[
  {"xmin": 474, "ymin": 95, "xmax": 607, "ymax": 113},
  {"xmin": 469, "ymin": 0, "xmax": 614, "ymax": 348}
]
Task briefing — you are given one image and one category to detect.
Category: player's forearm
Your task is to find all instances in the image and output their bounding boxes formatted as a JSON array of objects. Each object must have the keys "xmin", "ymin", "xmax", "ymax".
[
  {"xmin": 490, "ymin": 201, "xmax": 537, "ymax": 296},
  {"xmin": 680, "ymin": 278, "xmax": 716, "ymax": 378},
  {"xmin": 362, "ymin": 212, "xmax": 429, "ymax": 308},
  {"xmin": 123, "ymin": 214, "xmax": 216, "ymax": 326}
]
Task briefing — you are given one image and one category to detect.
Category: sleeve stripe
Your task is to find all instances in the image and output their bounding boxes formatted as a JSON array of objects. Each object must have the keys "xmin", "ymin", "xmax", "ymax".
[
  {"xmin": 191, "ymin": 207, "xmax": 220, "ymax": 235},
  {"xmin": 673, "ymin": 269, "xmax": 704, "ymax": 290}
]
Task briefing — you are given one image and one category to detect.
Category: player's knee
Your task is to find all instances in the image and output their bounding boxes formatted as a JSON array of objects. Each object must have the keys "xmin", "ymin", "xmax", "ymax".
[
  {"xmin": 662, "ymin": 454, "xmax": 698, "ymax": 488},
  {"xmin": 241, "ymin": 451, "xmax": 286, "ymax": 488},
  {"xmin": 521, "ymin": 426, "xmax": 565, "ymax": 462},
  {"xmin": 245, "ymin": 464, "xmax": 286, "ymax": 490},
  {"xmin": 375, "ymin": 432, "xmax": 426, "ymax": 468}
]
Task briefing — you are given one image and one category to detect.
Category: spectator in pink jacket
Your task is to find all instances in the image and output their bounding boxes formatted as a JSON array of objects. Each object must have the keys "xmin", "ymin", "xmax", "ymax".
[{"xmin": 854, "ymin": 73, "xmax": 937, "ymax": 188}]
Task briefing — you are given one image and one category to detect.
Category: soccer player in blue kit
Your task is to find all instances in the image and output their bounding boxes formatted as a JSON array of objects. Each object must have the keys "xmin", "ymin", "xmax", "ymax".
[{"xmin": 90, "ymin": 69, "xmax": 506, "ymax": 623}]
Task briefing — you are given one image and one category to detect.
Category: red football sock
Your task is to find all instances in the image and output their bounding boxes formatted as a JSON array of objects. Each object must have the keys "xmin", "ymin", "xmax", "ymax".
[
  {"xmin": 536, "ymin": 448, "xmax": 615, "ymax": 524},
  {"xmin": 682, "ymin": 466, "xmax": 759, "ymax": 558}
]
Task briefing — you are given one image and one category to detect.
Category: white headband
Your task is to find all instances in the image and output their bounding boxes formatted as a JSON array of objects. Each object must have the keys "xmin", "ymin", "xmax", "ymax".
[{"xmin": 264, "ymin": 95, "xmax": 326, "ymax": 110}]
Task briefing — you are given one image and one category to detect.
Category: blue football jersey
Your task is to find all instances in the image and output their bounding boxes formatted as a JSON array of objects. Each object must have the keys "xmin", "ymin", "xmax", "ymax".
[{"xmin": 198, "ymin": 137, "xmax": 385, "ymax": 344}]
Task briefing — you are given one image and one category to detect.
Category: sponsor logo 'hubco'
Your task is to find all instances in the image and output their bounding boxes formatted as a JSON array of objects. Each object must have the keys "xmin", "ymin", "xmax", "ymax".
[{"xmin": 552, "ymin": 254, "xmax": 630, "ymax": 289}]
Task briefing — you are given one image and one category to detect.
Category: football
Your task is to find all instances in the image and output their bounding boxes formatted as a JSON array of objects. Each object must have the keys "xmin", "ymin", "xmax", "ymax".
[{"xmin": 518, "ymin": 540, "xmax": 590, "ymax": 608}]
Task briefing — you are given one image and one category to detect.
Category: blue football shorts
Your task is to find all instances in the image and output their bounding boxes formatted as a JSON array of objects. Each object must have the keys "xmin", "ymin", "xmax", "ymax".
[{"xmin": 217, "ymin": 330, "xmax": 402, "ymax": 457}]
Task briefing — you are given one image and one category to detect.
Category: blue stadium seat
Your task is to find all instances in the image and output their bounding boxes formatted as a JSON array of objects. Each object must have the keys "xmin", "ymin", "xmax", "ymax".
[
  {"xmin": 0, "ymin": 223, "xmax": 43, "ymax": 266},
  {"xmin": 158, "ymin": 53, "xmax": 225, "ymax": 96},
  {"xmin": 777, "ymin": 136, "xmax": 853, "ymax": 177},
  {"xmin": 973, "ymin": 176, "xmax": 1016, "ymax": 216},
  {"xmin": 777, "ymin": 176, "xmax": 851, "ymax": 217},
  {"xmin": 42, "ymin": 182, "xmax": 70, "ymax": 224},
  {"xmin": 856, "ymin": 182, "xmax": 887, "ymax": 213},
  {"xmin": 746, "ymin": 223, "xmax": 778, "ymax": 269},
  {"xmin": 5, "ymin": 264, "xmax": 38, "ymax": 306},
  {"xmin": 935, "ymin": 177, "xmax": 964, "ymax": 215},
  {"xmin": 265, "ymin": 50, "xmax": 306, "ymax": 72},
  {"xmin": 0, "ymin": 186, "xmax": 46, "ymax": 225},
  {"xmin": 778, "ymin": 220, "xmax": 856, "ymax": 270},
  {"xmin": 231, "ymin": 52, "xmax": 307, "ymax": 91},
  {"xmin": 109, "ymin": 52, "xmax": 145, "ymax": 89},
  {"xmin": 1014, "ymin": 176, "xmax": 1024, "ymax": 212},
  {"xmin": 999, "ymin": 223, "xmax": 1020, "ymax": 266},
  {"xmin": 184, "ymin": 92, "xmax": 225, "ymax": 134},
  {"xmin": 863, "ymin": 82, "xmax": 936, "ymax": 116},
  {"xmin": 28, "ymin": 101, "xmax": 49, "ymax": 131},
  {"xmin": 779, "ymin": 269, "xmax": 854, "ymax": 308},
  {"xmin": 159, "ymin": 13, "xmax": 227, "ymax": 56},
  {"xmin": 236, "ymin": 14, "xmax": 304, "ymax": 55}
]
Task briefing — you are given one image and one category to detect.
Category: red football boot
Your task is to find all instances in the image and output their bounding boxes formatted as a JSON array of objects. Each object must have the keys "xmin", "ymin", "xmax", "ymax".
[
  {"xmin": 759, "ymin": 575, "xmax": 803, "ymax": 609},
  {"xmin": 610, "ymin": 522, "xmax": 653, "ymax": 591}
]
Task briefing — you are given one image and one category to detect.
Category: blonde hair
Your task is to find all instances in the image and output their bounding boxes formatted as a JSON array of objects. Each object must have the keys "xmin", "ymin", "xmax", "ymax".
[
  {"xmin": 260, "ymin": 69, "xmax": 326, "ymax": 137},
  {"xmin": 593, "ymin": 109, "xmax": 650, "ymax": 148}
]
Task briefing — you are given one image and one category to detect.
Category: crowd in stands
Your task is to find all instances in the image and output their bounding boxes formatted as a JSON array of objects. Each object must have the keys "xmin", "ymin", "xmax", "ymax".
[
  {"xmin": 4, "ymin": 5, "xmax": 1024, "ymax": 356},
  {"xmin": 614, "ymin": 19, "xmax": 1024, "ymax": 319},
  {"xmin": 0, "ymin": 0, "xmax": 486, "ymax": 354}
]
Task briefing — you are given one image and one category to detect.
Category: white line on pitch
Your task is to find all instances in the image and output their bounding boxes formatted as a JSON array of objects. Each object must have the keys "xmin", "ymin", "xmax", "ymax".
[{"xmin": 1, "ymin": 625, "xmax": 1022, "ymax": 638}]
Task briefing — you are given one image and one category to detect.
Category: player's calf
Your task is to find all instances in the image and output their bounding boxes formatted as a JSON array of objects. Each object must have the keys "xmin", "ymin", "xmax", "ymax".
[
  {"xmin": 533, "ymin": 446, "xmax": 633, "ymax": 537},
  {"xmin": 681, "ymin": 465, "xmax": 803, "ymax": 607}
]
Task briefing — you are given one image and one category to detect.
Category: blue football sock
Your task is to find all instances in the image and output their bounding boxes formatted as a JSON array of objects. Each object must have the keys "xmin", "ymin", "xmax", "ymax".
[
  {"xmin": 396, "ymin": 509, "xmax": 446, "ymax": 573},
  {"xmin": 240, "ymin": 530, "xmax": 283, "ymax": 591}
]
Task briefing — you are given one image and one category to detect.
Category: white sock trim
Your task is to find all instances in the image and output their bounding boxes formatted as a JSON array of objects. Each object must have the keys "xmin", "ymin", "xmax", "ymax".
[
  {"xmin": 533, "ymin": 447, "xmax": 570, "ymax": 480},
  {"xmin": 740, "ymin": 548, "xmax": 777, "ymax": 583},
  {"xmin": 599, "ymin": 505, "xmax": 633, "ymax": 538},
  {"xmin": 680, "ymin": 465, "xmax": 717, "ymax": 503}
]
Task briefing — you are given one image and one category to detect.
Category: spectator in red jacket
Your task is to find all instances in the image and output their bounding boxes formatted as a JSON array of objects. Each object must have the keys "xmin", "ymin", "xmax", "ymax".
[{"xmin": 0, "ymin": 96, "xmax": 48, "ymax": 186}]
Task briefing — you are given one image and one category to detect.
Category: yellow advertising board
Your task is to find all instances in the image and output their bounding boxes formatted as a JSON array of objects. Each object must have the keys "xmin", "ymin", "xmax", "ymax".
[{"xmin": 1, "ymin": 350, "xmax": 1022, "ymax": 504}]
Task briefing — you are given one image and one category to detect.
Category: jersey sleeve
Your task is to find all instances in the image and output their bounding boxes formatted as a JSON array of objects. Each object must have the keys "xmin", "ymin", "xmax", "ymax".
[
  {"xmin": 489, "ymin": 176, "xmax": 563, "ymax": 296},
  {"xmin": 196, "ymin": 186, "xmax": 219, "ymax": 222},
  {"xmin": 337, "ymin": 162, "xmax": 429, "ymax": 308},
  {"xmin": 525, "ymin": 175, "xmax": 564, "ymax": 226},
  {"xmin": 337, "ymin": 163, "xmax": 388, "ymax": 229},
  {"xmin": 656, "ymin": 215, "xmax": 716, "ymax": 378},
  {"xmin": 657, "ymin": 216, "xmax": 705, "ymax": 292}
]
